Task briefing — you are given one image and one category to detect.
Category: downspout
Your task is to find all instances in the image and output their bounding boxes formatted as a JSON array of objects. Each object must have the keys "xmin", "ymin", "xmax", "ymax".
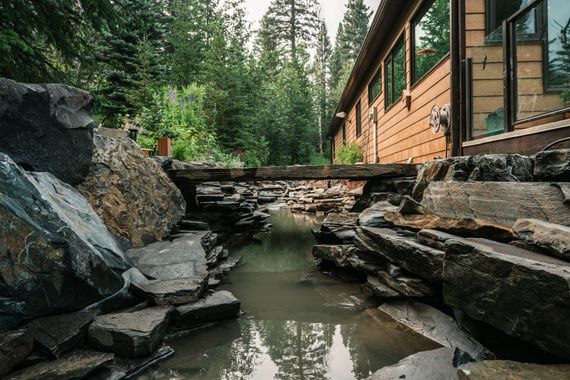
[
  {"xmin": 450, "ymin": 0, "xmax": 464, "ymax": 157},
  {"xmin": 373, "ymin": 119, "xmax": 378, "ymax": 163}
]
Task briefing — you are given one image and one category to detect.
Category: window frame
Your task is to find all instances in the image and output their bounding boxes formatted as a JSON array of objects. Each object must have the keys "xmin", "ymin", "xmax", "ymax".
[
  {"xmin": 368, "ymin": 68, "xmax": 382, "ymax": 104},
  {"xmin": 355, "ymin": 101, "xmax": 362, "ymax": 137},
  {"xmin": 410, "ymin": 0, "xmax": 451, "ymax": 85},
  {"xmin": 384, "ymin": 35, "xmax": 406, "ymax": 110},
  {"xmin": 485, "ymin": 0, "xmax": 542, "ymax": 41}
]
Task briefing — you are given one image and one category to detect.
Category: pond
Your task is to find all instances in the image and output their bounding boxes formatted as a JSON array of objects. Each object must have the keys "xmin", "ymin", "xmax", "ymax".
[{"xmin": 146, "ymin": 210, "xmax": 438, "ymax": 380}]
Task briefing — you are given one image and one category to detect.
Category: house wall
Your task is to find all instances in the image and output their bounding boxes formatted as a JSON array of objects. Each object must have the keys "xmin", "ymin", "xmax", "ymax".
[{"xmin": 332, "ymin": 0, "xmax": 449, "ymax": 164}]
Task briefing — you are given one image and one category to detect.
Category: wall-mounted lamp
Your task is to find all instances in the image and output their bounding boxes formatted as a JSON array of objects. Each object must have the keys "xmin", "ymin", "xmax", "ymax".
[{"xmin": 336, "ymin": 112, "xmax": 347, "ymax": 119}]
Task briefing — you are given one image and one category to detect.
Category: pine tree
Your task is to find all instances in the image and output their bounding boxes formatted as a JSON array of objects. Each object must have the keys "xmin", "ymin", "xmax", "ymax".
[
  {"xmin": 314, "ymin": 20, "xmax": 332, "ymax": 156},
  {"xmin": 168, "ymin": 0, "xmax": 220, "ymax": 86},
  {"xmin": 336, "ymin": 0, "xmax": 372, "ymax": 63},
  {"xmin": 264, "ymin": 0, "xmax": 320, "ymax": 61},
  {"xmin": 0, "ymin": 0, "xmax": 118, "ymax": 82},
  {"xmin": 97, "ymin": 0, "xmax": 168, "ymax": 122}
]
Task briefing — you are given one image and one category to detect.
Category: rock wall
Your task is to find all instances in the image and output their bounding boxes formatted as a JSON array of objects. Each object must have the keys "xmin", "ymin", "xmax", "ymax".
[
  {"xmin": 312, "ymin": 150, "xmax": 570, "ymax": 368},
  {"xmin": 77, "ymin": 134, "xmax": 186, "ymax": 249}
]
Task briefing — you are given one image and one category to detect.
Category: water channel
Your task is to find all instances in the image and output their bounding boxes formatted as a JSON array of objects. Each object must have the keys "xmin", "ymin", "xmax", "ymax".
[{"xmin": 147, "ymin": 210, "xmax": 439, "ymax": 380}]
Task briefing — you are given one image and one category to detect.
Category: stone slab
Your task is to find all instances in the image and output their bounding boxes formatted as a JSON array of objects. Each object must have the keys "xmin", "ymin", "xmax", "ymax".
[
  {"xmin": 174, "ymin": 291, "xmax": 240, "ymax": 328},
  {"xmin": 513, "ymin": 219, "xmax": 570, "ymax": 261}
]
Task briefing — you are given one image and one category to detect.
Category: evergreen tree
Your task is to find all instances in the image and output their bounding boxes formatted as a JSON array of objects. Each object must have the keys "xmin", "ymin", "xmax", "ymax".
[
  {"xmin": 168, "ymin": 0, "xmax": 220, "ymax": 86},
  {"xmin": 264, "ymin": 0, "xmax": 319, "ymax": 61},
  {"xmin": 314, "ymin": 20, "xmax": 332, "ymax": 156},
  {"xmin": 97, "ymin": 0, "xmax": 168, "ymax": 121},
  {"xmin": 0, "ymin": 0, "xmax": 118, "ymax": 82},
  {"xmin": 336, "ymin": 0, "xmax": 372, "ymax": 63}
]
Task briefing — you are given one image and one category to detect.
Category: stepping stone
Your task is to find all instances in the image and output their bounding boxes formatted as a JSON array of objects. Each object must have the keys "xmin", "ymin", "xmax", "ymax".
[
  {"xmin": 88, "ymin": 306, "xmax": 173, "ymax": 358},
  {"xmin": 28, "ymin": 310, "xmax": 95, "ymax": 358},
  {"xmin": 378, "ymin": 301, "xmax": 491, "ymax": 359},
  {"xmin": 358, "ymin": 201, "xmax": 398, "ymax": 228},
  {"xmin": 0, "ymin": 330, "xmax": 34, "ymax": 376},
  {"xmin": 367, "ymin": 347, "xmax": 458, "ymax": 380},
  {"xmin": 7, "ymin": 350, "xmax": 113, "ymax": 380},
  {"xmin": 174, "ymin": 291, "xmax": 240, "ymax": 328},
  {"xmin": 132, "ymin": 277, "xmax": 206, "ymax": 306}
]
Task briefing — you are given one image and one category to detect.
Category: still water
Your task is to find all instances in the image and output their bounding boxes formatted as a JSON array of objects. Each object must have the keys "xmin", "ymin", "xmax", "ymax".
[{"xmin": 148, "ymin": 210, "xmax": 438, "ymax": 380}]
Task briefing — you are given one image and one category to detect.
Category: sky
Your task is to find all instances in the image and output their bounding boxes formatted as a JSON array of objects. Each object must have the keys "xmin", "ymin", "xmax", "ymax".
[{"xmin": 244, "ymin": 0, "xmax": 382, "ymax": 41}]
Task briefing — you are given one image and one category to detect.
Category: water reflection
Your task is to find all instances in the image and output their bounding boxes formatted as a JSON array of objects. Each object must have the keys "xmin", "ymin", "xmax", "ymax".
[{"xmin": 146, "ymin": 210, "xmax": 439, "ymax": 380}]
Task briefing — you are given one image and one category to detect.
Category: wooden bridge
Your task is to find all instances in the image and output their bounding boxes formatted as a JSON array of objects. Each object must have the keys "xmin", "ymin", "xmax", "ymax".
[
  {"xmin": 169, "ymin": 164, "xmax": 417, "ymax": 209},
  {"xmin": 169, "ymin": 163, "xmax": 417, "ymax": 183}
]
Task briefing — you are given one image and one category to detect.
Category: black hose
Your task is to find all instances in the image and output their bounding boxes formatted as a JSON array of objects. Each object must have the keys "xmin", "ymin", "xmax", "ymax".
[{"xmin": 539, "ymin": 137, "xmax": 570, "ymax": 153}]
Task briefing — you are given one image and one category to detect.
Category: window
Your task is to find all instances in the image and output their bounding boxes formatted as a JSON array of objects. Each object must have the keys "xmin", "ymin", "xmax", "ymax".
[
  {"xmin": 342, "ymin": 123, "xmax": 346, "ymax": 144},
  {"xmin": 368, "ymin": 69, "xmax": 382, "ymax": 104},
  {"xmin": 355, "ymin": 101, "xmax": 362, "ymax": 137},
  {"xmin": 486, "ymin": 0, "xmax": 539, "ymax": 39},
  {"xmin": 385, "ymin": 37, "xmax": 406, "ymax": 108},
  {"xmin": 412, "ymin": 0, "xmax": 450, "ymax": 84}
]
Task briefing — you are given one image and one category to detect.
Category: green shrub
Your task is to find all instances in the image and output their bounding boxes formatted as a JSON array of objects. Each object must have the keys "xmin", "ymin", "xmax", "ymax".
[
  {"xmin": 337, "ymin": 142, "xmax": 363, "ymax": 164},
  {"xmin": 309, "ymin": 153, "xmax": 331, "ymax": 165}
]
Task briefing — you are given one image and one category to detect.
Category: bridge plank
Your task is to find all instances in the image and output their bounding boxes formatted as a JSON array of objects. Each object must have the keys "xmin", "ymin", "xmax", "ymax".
[{"xmin": 169, "ymin": 164, "xmax": 417, "ymax": 183}]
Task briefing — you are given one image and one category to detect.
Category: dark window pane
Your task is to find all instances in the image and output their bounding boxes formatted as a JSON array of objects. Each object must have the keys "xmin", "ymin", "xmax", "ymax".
[
  {"xmin": 356, "ymin": 101, "xmax": 362, "ymax": 137},
  {"xmin": 413, "ymin": 0, "xmax": 450, "ymax": 83},
  {"xmin": 385, "ymin": 38, "xmax": 406, "ymax": 107},
  {"xmin": 368, "ymin": 70, "xmax": 382, "ymax": 104},
  {"xmin": 487, "ymin": 0, "xmax": 538, "ymax": 38}
]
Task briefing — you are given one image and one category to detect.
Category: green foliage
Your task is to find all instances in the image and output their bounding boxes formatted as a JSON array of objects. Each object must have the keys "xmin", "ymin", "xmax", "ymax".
[
  {"xmin": 309, "ymin": 154, "xmax": 331, "ymax": 165},
  {"xmin": 337, "ymin": 142, "xmax": 363, "ymax": 164}
]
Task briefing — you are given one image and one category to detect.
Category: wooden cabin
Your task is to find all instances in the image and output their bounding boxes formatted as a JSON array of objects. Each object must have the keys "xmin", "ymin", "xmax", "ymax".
[{"xmin": 330, "ymin": 0, "xmax": 570, "ymax": 164}]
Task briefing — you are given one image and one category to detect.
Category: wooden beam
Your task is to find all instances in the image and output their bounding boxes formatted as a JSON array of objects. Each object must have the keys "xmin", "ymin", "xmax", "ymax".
[{"xmin": 169, "ymin": 164, "xmax": 417, "ymax": 183}]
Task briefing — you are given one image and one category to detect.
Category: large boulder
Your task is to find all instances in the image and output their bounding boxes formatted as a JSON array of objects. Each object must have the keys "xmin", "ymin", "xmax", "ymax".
[
  {"xmin": 77, "ymin": 134, "xmax": 186, "ymax": 249},
  {"xmin": 411, "ymin": 154, "xmax": 533, "ymax": 201},
  {"xmin": 444, "ymin": 237, "xmax": 570, "ymax": 359},
  {"xmin": 421, "ymin": 182, "xmax": 570, "ymax": 227},
  {"xmin": 0, "ymin": 78, "xmax": 95, "ymax": 185},
  {"xmin": 0, "ymin": 154, "xmax": 132, "ymax": 329}
]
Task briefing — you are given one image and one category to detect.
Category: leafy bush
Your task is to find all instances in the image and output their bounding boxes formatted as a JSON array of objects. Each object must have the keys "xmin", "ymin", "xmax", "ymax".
[
  {"xmin": 136, "ymin": 85, "xmax": 244, "ymax": 167},
  {"xmin": 337, "ymin": 142, "xmax": 363, "ymax": 164},
  {"xmin": 309, "ymin": 153, "xmax": 330, "ymax": 165}
]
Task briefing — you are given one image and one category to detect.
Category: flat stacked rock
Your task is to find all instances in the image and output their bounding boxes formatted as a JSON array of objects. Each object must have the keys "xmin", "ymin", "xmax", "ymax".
[
  {"xmin": 0, "ymin": 330, "xmax": 33, "ymax": 376},
  {"xmin": 444, "ymin": 237, "xmax": 570, "ymax": 359},
  {"xmin": 88, "ymin": 306, "xmax": 173, "ymax": 358},
  {"xmin": 174, "ymin": 291, "xmax": 241, "ymax": 328}
]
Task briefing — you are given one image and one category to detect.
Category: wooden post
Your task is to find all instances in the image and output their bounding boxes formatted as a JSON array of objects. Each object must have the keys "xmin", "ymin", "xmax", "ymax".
[{"xmin": 158, "ymin": 137, "xmax": 172, "ymax": 157}]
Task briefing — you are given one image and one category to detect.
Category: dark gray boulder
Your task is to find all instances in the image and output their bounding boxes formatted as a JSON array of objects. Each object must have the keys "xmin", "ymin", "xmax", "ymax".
[
  {"xmin": 458, "ymin": 360, "xmax": 570, "ymax": 379},
  {"xmin": 133, "ymin": 277, "xmax": 206, "ymax": 306},
  {"xmin": 0, "ymin": 154, "xmax": 132, "ymax": 328},
  {"xmin": 533, "ymin": 149, "xmax": 570, "ymax": 181},
  {"xmin": 0, "ymin": 330, "xmax": 33, "ymax": 376},
  {"xmin": 0, "ymin": 78, "xmax": 95, "ymax": 185},
  {"xmin": 7, "ymin": 350, "xmax": 113, "ymax": 380},
  {"xmin": 444, "ymin": 237, "xmax": 570, "ymax": 359},
  {"xmin": 174, "ymin": 291, "xmax": 240, "ymax": 328},
  {"xmin": 358, "ymin": 201, "xmax": 397, "ymax": 228},
  {"xmin": 88, "ymin": 306, "xmax": 173, "ymax": 358},
  {"xmin": 363, "ymin": 276, "xmax": 401, "ymax": 298}
]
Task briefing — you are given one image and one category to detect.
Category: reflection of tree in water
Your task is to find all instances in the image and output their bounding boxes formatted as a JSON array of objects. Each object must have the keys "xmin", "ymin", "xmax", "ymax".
[
  {"xmin": 340, "ymin": 323, "xmax": 374, "ymax": 379},
  {"xmin": 257, "ymin": 320, "xmax": 335, "ymax": 380}
]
